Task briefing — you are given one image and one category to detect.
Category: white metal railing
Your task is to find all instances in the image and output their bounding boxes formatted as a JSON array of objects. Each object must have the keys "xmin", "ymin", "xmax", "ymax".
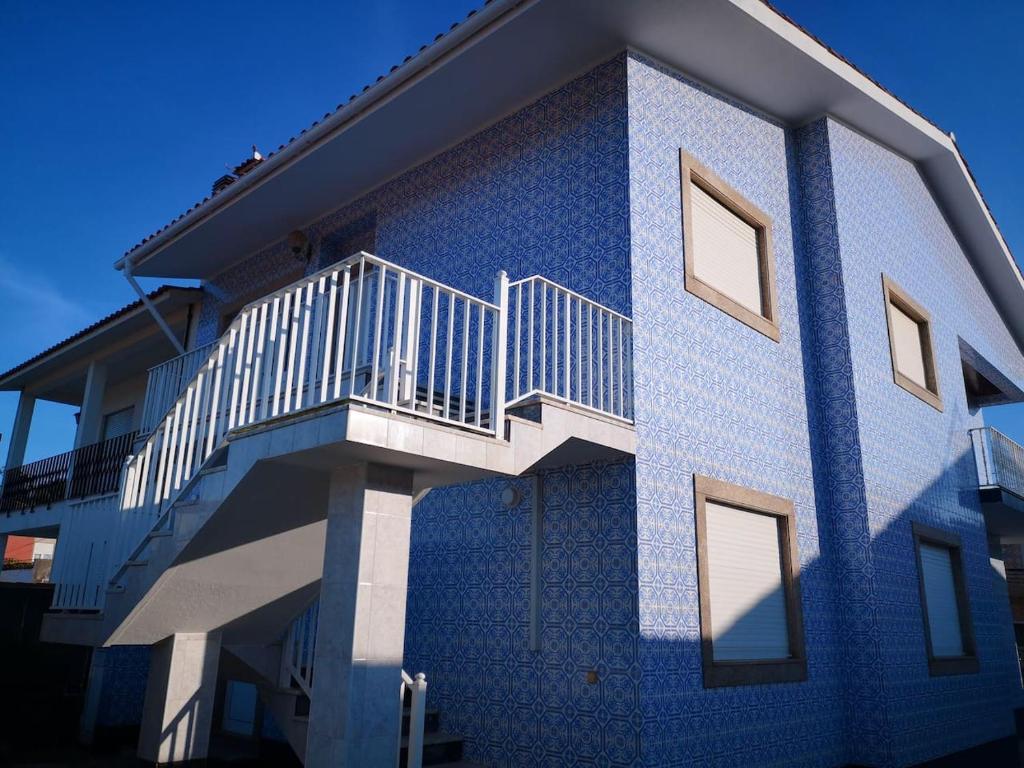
[
  {"xmin": 140, "ymin": 342, "xmax": 217, "ymax": 435},
  {"xmin": 107, "ymin": 254, "xmax": 634, "ymax": 591},
  {"xmin": 280, "ymin": 597, "xmax": 426, "ymax": 768},
  {"xmin": 111, "ymin": 253, "xmax": 507, "ymax": 583},
  {"xmin": 281, "ymin": 599, "xmax": 318, "ymax": 698},
  {"xmin": 49, "ymin": 493, "xmax": 120, "ymax": 610},
  {"xmin": 971, "ymin": 427, "xmax": 1024, "ymax": 500},
  {"xmin": 507, "ymin": 275, "xmax": 633, "ymax": 421}
]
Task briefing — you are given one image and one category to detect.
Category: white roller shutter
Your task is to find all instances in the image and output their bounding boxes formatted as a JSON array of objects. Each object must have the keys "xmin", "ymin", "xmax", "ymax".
[
  {"xmin": 919, "ymin": 543, "xmax": 965, "ymax": 657},
  {"xmin": 690, "ymin": 182, "xmax": 763, "ymax": 315},
  {"xmin": 705, "ymin": 501, "xmax": 790, "ymax": 660},
  {"xmin": 890, "ymin": 303, "xmax": 928, "ymax": 388},
  {"xmin": 101, "ymin": 406, "xmax": 135, "ymax": 441}
]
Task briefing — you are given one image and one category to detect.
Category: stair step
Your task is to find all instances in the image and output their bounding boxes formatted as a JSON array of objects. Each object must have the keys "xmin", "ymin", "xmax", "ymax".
[
  {"xmin": 401, "ymin": 731, "xmax": 463, "ymax": 766},
  {"xmin": 402, "ymin": 707, "xmax": 440, "ymax": 735},
  {"xmin": 149, "ymin": 529, "xmax": 172, "ymax": 538},
  {"xmin": 126, "ymin": 559, "xmax": 149, "ymax": 567}
]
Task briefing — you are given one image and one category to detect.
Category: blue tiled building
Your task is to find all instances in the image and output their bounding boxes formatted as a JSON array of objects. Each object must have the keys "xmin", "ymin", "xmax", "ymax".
[{"xmin": 3, "ymin": 2, "xmax": 1024, "ymax": 767}]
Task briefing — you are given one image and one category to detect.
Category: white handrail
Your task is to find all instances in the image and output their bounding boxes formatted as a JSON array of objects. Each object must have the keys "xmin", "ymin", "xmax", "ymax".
[
  {"xmin": 399, "ymin": 670, "xmax": 427, "ymax": 768},
  {"xmin": 280, "ymin": 599, "xmax": 318, "ymax": 698},
  {"xmin": 110, "ymin": 253, "xmax": 506, "ymax": 586},
  {"xmin": 507, "ymin": 275, "xmax": 633, "ymax": 421},
  {"xmin": 108, "ymin": 256, "xmax": 636, "ymax": 593},
  {"xmin": 140, "ymin": 342, "xmax": 218, "ymax": 435},
  {"xmin": 281, "ymin": 597, "xmax": 427, "ymax": 768}
]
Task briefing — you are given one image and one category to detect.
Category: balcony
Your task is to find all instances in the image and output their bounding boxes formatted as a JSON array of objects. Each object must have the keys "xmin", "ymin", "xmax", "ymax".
[
  {"xmin": 0, "ymin": 432, "xmax": 138, "ymax": 514},
  {"xmin": 970, "ymin": 427, "xmax": 1024, "ymax": 537}
]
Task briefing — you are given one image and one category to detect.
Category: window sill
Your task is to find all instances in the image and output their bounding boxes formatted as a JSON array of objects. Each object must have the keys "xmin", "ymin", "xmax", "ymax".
[
  {"xmin": 928, "ymin": 656, "xmax": 979, "ymax": 677},
  {"xmin": 684, "ymin": 275, "xmax": 781, "ymax": 342},
  {"xmin": 894, "ymin": 371, "xmax": 944, "ymax": 412},
  {"xmin": 702, "ymin": 656, "xmax": 807, "ymax": 688}
]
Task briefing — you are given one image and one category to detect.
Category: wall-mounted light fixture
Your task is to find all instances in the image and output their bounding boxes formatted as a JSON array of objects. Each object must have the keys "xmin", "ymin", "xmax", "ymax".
[{"xmin": 288, "ymin": 230, "xmax": 313, "ymax": 263}]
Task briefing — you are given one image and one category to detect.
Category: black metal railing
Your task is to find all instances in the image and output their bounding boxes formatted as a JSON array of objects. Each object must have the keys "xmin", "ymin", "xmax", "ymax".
[{"xmin": 0, "ymin": 431, "xmax": 137, "ymax": 513}]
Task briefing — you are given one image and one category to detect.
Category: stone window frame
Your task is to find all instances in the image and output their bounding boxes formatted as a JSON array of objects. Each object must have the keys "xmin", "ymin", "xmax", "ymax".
[
  {"xmin": 882, "ymin": 275, "xmax": 943, "ymax": 411},
  {"xmin": 693, "ymin": 475, "xmax": 807, "ymax": 688},
  {"xmin": 911, "ymin": 522, "xmax": 979, "ymax": 677},
  {"xmin": 679, "ymin": 149, "xmax": 781, "ymax": 342}
]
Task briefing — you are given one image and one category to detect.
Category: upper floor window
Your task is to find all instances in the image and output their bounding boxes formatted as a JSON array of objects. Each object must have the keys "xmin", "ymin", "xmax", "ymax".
[
  {"xmin": 680, "ymin": 149, "xmax": 779, "ymax": 341},
  {"xmin": 693, "ymin": 475, "xmax": 806, "ymax": 687},
  {"xmin": 883, "ymin": 276, "xmax": 942, "ymax": 411},
  {"xmin": 911, "ymin": 522, "xmax": 978, "ymax": 676},
  {"xmin": 101, "ymin": 406, "xmax": 135, "ymax": 441}
]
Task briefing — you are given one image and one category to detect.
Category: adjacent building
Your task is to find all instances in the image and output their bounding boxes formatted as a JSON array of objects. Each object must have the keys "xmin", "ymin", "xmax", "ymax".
[{"xmin": 2, "ymin": 1, "xmax": 1024, "ymax": 766}]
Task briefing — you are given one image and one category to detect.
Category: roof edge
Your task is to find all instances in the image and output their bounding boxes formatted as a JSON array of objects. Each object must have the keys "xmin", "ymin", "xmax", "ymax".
[
  {"xmin": 114, "ymin": 0, "xmax": 532, "ymax": 273},
  {"xmin": 0, "ymin": 286, "xmax": 203, "ymax": 388}
]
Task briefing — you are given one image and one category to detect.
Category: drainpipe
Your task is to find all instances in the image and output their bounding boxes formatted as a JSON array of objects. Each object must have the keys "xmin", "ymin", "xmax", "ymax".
[{"xmin": 121, "ymin": 261, "xmax": 186, "ymax": 356}]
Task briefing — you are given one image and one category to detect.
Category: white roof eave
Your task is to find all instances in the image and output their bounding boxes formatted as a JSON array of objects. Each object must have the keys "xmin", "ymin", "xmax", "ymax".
[{"xmin": 118, "ymin": 0, "xmax": 1024, "ymax": 347}]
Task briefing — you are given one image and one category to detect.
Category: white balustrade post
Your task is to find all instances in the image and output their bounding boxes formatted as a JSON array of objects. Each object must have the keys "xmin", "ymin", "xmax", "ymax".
[
  {"xmin": 406, "ymin": 673, "xmax": 427, "ymax": 768},
  {"xmin": 491, "ymin": 271, "xmax": 509, "ymax": 437}
]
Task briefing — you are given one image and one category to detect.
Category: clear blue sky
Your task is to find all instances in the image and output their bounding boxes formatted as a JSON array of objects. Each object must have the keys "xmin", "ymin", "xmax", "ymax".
[{"xmin": 1, "ymin": 0, "xmax": 1022, "ymax": 464}]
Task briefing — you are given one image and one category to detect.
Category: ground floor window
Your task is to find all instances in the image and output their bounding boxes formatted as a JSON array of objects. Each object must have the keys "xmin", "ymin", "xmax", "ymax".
[
  {"xmin": 693, "ymin": 475, "xmax": 806, "ymax": 687},
  {"xmin": 912, "ymin": 522, "xmax": 978, "ymax": 676}
]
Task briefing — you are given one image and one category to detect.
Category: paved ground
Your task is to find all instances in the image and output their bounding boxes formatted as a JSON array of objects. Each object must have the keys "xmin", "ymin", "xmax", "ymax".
[{"xmin": 2, "ymin": 734, "xmax": 300, "ymax": 767}]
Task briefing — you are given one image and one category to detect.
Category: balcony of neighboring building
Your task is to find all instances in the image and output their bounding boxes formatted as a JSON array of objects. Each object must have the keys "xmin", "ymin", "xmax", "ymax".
[
  {"xmin": 0, "ymin": 285, "xmax": 202, "ymax": 532},
  {"xmin": 970, "ymin": 427, "xmax": 1024, "ymax": 538}
]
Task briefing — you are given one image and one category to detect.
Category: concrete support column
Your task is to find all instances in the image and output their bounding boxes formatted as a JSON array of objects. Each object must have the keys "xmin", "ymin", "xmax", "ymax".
[
  {"xmin": 5, "ymin": 392, "xmax": 35, "ymax": 469},
  {"xmin": 305, "ymin": 464, "xmax": 415, "ymax": 768},
  {"xmin": 79, "ymin": 648, "xmax": 107, "ymax": 745},
  {"xmin": 75, "ymin": 361, "xmax": 108, "ymax": 449},
  {"xmin": 138, "ymin": 632, "xmax": 221, "ymax": 764}
]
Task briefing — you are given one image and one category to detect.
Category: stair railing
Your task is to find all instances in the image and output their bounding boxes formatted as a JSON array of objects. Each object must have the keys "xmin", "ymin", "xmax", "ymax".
[
  {"xmin": 507, "ymin": 275, "xmax": 633, "ymax": 421},
  {"xmin": 111, "ymin": 252, "xmax": 507, "ymax": 583},
  {"xmin": 140, "ymin": 341, "xmax": 218, "ymax": 436},
  {"xmin": 280, "ymin": 598, "xmax": 318, "ymax": 698},
  {"xmin": 399, "ymin": 670, "xmax": 427, "ymax": 768},
  {"xmin": 280, "ymin": 597, "xmax": 427, "ymax": 768}
]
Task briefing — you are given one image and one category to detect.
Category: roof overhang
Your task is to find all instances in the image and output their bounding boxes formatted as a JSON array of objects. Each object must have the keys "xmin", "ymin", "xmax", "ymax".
[
  {"xmin": 118, "ymin": 0, "xmax": 1024, "ymax": 347},
  {"xmin": 0, "ymin": 287, "xmax": 202, "ymax": 404}
]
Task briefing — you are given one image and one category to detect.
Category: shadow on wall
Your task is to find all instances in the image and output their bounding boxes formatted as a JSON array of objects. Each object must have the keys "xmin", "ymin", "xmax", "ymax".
[
  {"xmin": 634, "ymin": 443, "xmax": 1021, "ymax": 768},
  {"xmin": 399, "ymin": 446, "xmax": 1020, "ymax": 767}
]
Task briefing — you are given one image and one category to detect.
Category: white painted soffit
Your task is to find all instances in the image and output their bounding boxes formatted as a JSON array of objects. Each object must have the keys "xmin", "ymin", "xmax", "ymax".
[{"xmin": 118, "ymin": 0, "xmax": 1024, "ymax": 346}]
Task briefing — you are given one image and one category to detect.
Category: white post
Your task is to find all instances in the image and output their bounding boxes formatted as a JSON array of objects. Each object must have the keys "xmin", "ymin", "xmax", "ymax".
[
  {"xmin": 5, "ymin": 392, "xmax": 35, "ymax": 470},
  {"xmin": 406, "ymin": 673, "xmax": 427, "ymax": 768},
  {"xmin": 75, "ymin": 362, "xmax": 108, "ymax": 449},
  {"xmin": 79, "ymin": 648, "xmax": 107, "ymax": 745},
  {"xmin": 491, "ymin": 271, "xmax": 509, "ymax": 437}
]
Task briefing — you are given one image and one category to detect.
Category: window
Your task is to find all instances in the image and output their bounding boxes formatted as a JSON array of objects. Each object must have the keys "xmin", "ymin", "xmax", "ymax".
[
  {"xmin": 101, "ymin": 406, "xmax": 135, "ymax": 441},
  {"xmin": 883, "ymin": 276, "xmax": 942, "ymax": 410},
  {"xmin": 680, "ymin": 150, "xmax": 779, "ymax": 341},
  {"xmin": 912, "ymin": 523, "xmax": 978, "ymax": 676},
  {"xmin": 693, "ymin": 475, "xmax": 806, "ymax": 687}
]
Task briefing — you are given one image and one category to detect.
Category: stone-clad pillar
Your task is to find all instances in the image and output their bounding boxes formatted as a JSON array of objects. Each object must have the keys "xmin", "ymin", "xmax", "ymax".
[
  {"xmin": 137, "ymin": 632, "xmax": 221, "ymax": 764},
  {"xmin": 5, "ymin": 392, "xmax": 35, "ymax": 470},
  {"xmin": 75, "ymin": 362, "xmax": 108, "ymax": 449},
  {"xmin": 305, "ymin": 464, "xmax": 415, "ymax": 768}
]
